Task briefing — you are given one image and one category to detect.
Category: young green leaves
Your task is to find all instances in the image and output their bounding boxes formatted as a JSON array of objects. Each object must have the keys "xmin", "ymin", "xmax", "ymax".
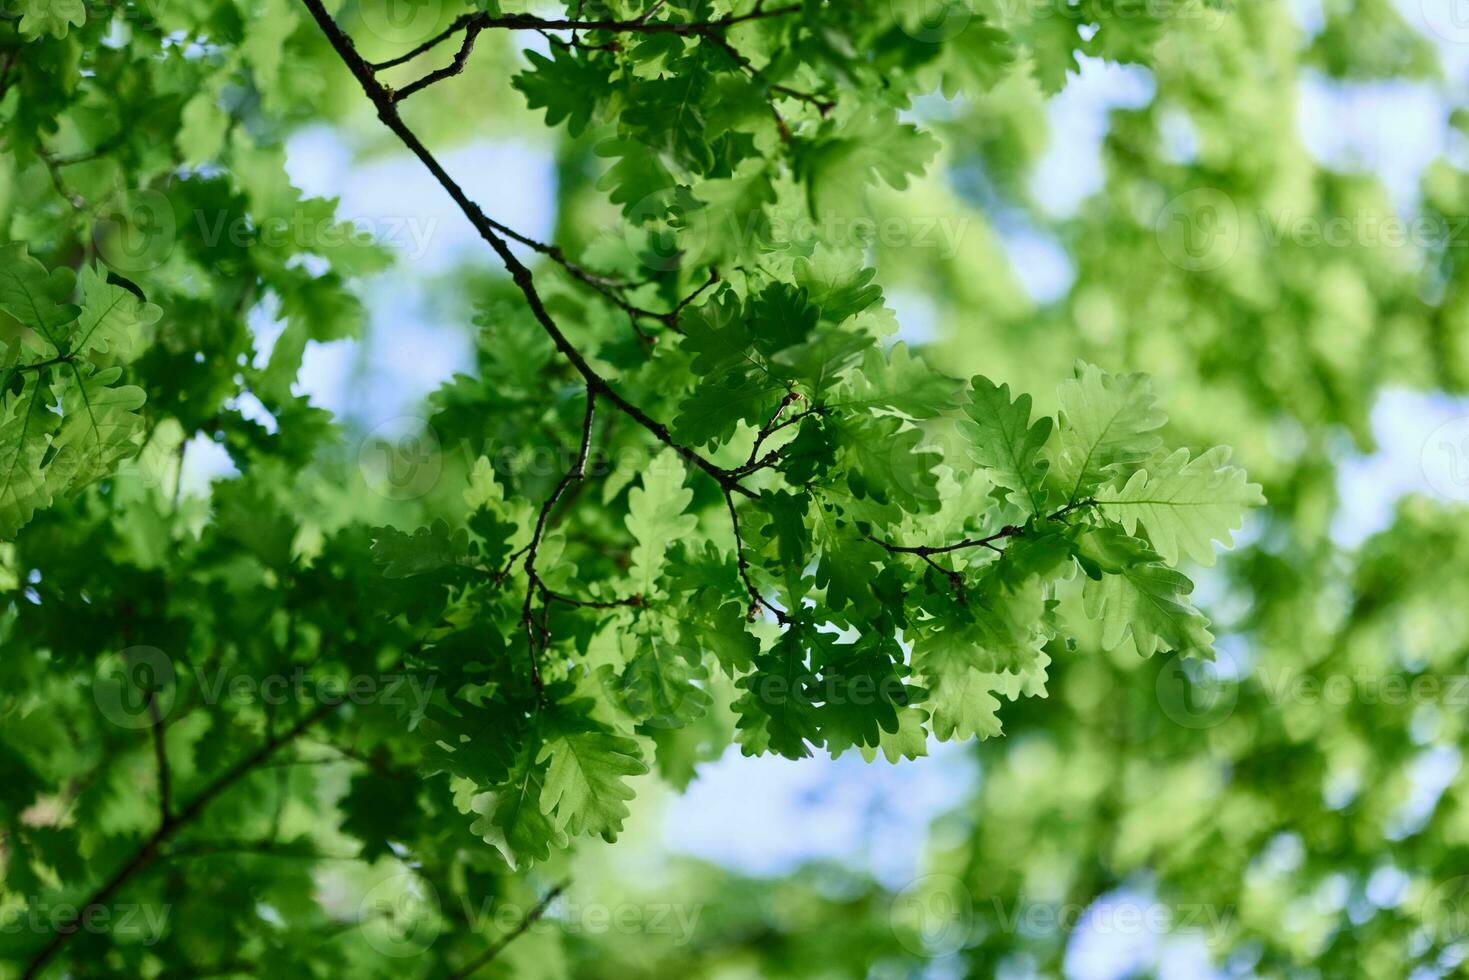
[
  {"xmin": 961, "ymin": 377, "xmax": 1053, "ymax": 515},
  {"xmin": 1098, "ymin": 447, "xmax": 1266, "ymax": 565},
  {"xmin": 375, "ymin": 352, "xmax": 1260, "ymax": 872},
  {"xmin": 956, "ymin": 362, "xmax": 1262, "ymax": 663},
  {"xmin": 0, "ymin": 247, "xmax": 154, "ymax": 538}
]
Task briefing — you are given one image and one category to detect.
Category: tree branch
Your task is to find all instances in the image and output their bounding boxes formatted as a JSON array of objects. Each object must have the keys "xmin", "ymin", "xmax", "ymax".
[
  {"xmin": 392, "ymin": 18, "xmax": 485, "ymax": 101},
  {"xmin": 724, "ymin": 489, "xmax": 790, "ymax": 624},
  {"xmin": 870, "ymin": 498, "xmax": 1100, "ymax": 563},
  {"xmin": 298, "ymin": 0, "xmax": 755, "ymax": 497},
  {"xmin": 517, "ymin": 388, "xmax": 598, "ymax": 692},
  {"xmin": 366, "ymin": 5, "xmax": 803, "ymax": 72},
  {"xmin": 542, "ymin": 588, "xmax": 642, "ymax": 610},
  {"xmin": 20, "ymin": 700, "xmax": 340, "ymax": 978},
  {"xmin": 446, "ymin": 880, "xmax": 569, "ymax": 980}
]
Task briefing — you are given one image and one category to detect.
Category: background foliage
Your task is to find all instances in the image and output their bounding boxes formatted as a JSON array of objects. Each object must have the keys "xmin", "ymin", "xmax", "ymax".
[{"xmin": 0, "ymin": 0, "xmax": 1465, "ymax": 976}]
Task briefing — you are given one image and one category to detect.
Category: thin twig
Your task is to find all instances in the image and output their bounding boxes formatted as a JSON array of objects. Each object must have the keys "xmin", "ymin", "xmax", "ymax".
[
  {"xmin": 366, "ymin": 5, "xmax": 802, "ymax": 72},
  {"xmin": 392, "ymin": 18, "xmax": 485, "ymax": 102},
  {"xmin": 446, "ymin": 881, "xmax": 569, "ymax": 980},
  {"xmin": 21, "ymin": 700, "xmax": 340, "ymax": 978},
  {"xmin": 871, "ymin": 498, "xmax": 1099, "ymax": 562},
  {"xmin": 519, "ymin": 388, "xmax": 598, "ymax": 692},
  {"xmin": 542, "ymin": 589, "xmax": 642, "ymax": 610},
  {"xmin": 299, "ymin": 0, "xmax": 756, "ymax": 498},
  {"xmin": 724, "ymin": 489, "xmax": 790, "ymax": 624}
]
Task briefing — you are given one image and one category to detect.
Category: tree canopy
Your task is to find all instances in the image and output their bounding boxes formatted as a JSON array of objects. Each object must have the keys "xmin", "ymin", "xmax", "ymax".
[{"xmin": 0, "ymin": 0, "xmax": 1464, "ymax": 976}]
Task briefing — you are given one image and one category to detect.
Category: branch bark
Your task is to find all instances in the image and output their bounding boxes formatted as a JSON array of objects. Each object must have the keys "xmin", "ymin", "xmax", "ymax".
[
  {"xmin": 20, "ymin": 700, "xmax": 340, "ymax": 978},
  {"xmin": 299, "ymin": 0, "xmax": 754, "ymax": 497},
  {"xmin": 366, "ymin": 5, "xmax": 803, "ymax": 73},
  {"xmin": 446, "ymin": 880, "xmax": 569, "ymax": 980}
]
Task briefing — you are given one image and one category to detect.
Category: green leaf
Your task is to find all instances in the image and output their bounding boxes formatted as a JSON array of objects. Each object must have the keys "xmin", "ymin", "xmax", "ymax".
[
  {"xmin": 1098, "ymin": 446, "xmax": 1265, "ymax": 565},
  {"xmin": 1077, "ymin": 525, "xmax": 1214, "ymax": 657},
  {"xmin": 537, "ymin": 709, "xmax": 648, "ymax": 841},
  {"xmin": 46, "ymin": 365, "xmax": 147, "ymax": 491},
  {"xmin": 257, "ymin": 273, "xmax": 365, "ymax": 404},
  {"xmin": 812, "ymin": 635, "xmax": 909, "ymax": 749},
  {"xmin": 1049, "ymin": 362, "xmax": 1167, "ymax": 502},
  {"xmin": 912, "ymin": 632, "xmax": 1006, "ymax": 742},
  {"xmin": 799, "ymin": 110, "xmax": 940, "ymax": 216},
  {"xmin": 679, "ymin": 290, "xmax": 754, "ymax": 376},
  {"xmin": 371, "ymin": 520, "xmax": 471, "ymax": 579},
  {"xmin": 0, "ymin": 377, "xmax": 58, "ymax": 539},
  {"xmin": 17, "ymin": 0, "xmax": 84, "ymax": 39},
  {"xmin": 514, "ymin": 45, "xmax": 613, "ymax": 138},
  {"xmin": 675, "ymin": 375, "xmax": 777, "ymax": 447},
  {"xmin": 734, "ymin": 627, "xmax": 823, "ymax": 760},
  {"xmin": 626, "ymin": 449, "xmax": 697, "ymax": 595},
  {"xmin": 855, "ymin": 707, "xmax": 930, "ymax": 763},
  {"xmin": 471, "ymin": 747, "xmax": 568, "ymax": 870},
  {"xmin": 0, "ymin": 243, "xmax": 77, "ymax": 354},
  {"xmin": 960, "ymin": 375, "xmax": 1053, "ymax": 514},
  {"xmin": 841, "ymin": 415, "xmax": 942, "ymax": 514},
  {"xmin": 940, "ymin": 19, "xmax": 1017, "ymax": 96},
  {"xmin": 71, "ymin": 265, "xmax": 160, "ymax": 362},
  {"xmin": 834, "ymin": 343, "xmax": 962, "ymax": 419},
  {"xmin": 618, "ymin": 628, "xmax": 711, "ymax": 730}
]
